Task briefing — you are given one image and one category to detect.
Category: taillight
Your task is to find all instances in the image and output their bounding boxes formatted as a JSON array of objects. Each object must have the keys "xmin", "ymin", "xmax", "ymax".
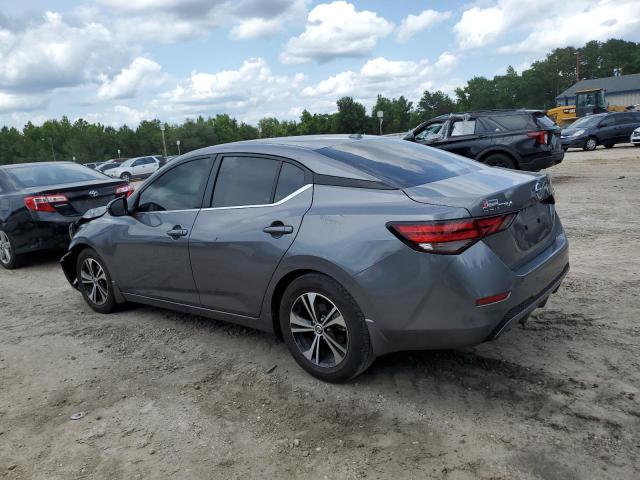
[
  {"xmin": 24, "ymin": 194, "xmax": 69, "ymax": 212},
  {"xmin": 387, "ymin": 214, "xmax": 516, "ymax": 254},
  {"xmin": 115, "ymin": 184, "xmax": 134, "ymax": 198},
  {"xmin": 527, "ymin": 131, "xmax": 548, "ymax": 144}
]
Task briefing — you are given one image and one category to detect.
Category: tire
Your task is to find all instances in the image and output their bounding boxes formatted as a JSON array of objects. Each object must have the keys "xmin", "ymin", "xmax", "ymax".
[
  {"xmin": 634, "ymin": 144, "xmax": 640, "ymax": 148},
  {"xmin": 120, "ymin": 172, "xmax": 132, "ymax": 182},
  {"xmin": 279, "ymin": 273, "xmax": 374, "ymax": 382},
  {"xmin": 483, "ymin": 153, "xmax": 517, "ymax": 169},
  {"xmin": 583, "ymin": 137, "xmax": 597, "ymax": 151},
  {"xmin": 76, "ymin": 248, "xmax": 117, "ymax": 314},
  {"xmin": 604, "ymin": 144, "xmax": 614, "ymax": 149},
  {"xmin": 0, "ymin": 230, "xmax": 22, "ymax": 270}
]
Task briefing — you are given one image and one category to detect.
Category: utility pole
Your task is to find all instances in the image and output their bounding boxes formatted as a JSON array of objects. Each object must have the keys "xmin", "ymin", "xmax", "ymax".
[
  {"xmin": 575, "ymin": 51, "xmax": 580, "ymax": 82},
  {"xmin": 160, "ymin": 124, "xmax": 168, "ymax": 159}
]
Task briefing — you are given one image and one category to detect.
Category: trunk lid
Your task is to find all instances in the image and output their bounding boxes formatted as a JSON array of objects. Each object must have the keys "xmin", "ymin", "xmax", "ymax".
[
  {"xmin": 26, "ymin": 179, "xmax": 124, "ymax": 217},
  {"xmin": 403, "ymin": 168, "xmax": 556, "ymax": 268}
]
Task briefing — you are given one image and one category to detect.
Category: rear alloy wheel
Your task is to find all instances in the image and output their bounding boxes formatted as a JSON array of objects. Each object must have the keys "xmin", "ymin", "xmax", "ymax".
[
  {"xmin": 584, "ymin": 137, "xmax": 597, "ymax": 151},
  {"xmin": 280, "ymin": 274, "xmax": 374, "ymax": 382},
  {"xmin": 120, "ymin": 172, "xmax": 132, "ymax": 183},
  {"xmin": 0, "ymin": 230, "xmax": 21, "ymax": 269},
  {"xmin": 483, "ymin": 153, "xmax": 516, "ymax": 169},
  {"xmin": 76, "ymin": 249, "xmax": 116, "ymax": 313}
]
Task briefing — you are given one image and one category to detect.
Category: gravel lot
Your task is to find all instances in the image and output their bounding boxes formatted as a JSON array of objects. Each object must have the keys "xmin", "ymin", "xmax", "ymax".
[{"xmin": 1, "ymin": 146, "xmax": 639, "ymax": 479}]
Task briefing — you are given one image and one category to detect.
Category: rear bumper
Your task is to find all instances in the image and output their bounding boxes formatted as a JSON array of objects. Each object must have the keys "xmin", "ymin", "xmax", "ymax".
[
  {"xmin": 14, "ymin": 219, "xmax": 77, "ymax": 255},
  {"xmin": 518, "ymin": 150, "xmax": 564, "ymax": 171},
  {"xmin": 356, "ymin": 224, "xmax": 570, "ymax": 356}
]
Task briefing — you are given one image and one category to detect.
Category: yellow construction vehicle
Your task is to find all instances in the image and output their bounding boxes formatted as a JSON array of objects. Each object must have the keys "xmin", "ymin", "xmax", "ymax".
[{"xmin": 547, "ymin": 88, "xmax": 627, "ymax": 126}]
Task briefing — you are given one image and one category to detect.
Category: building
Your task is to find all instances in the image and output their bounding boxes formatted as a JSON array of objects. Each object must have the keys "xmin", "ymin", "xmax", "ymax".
[{"xmin": 556, "ymin": 73, "xmax": 640, "ymax": 108}]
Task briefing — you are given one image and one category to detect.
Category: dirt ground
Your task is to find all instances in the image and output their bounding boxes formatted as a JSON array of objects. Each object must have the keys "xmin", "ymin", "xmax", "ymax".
[{"xmin": 1, "ymin": 145, "xmax": 639, "ymax": 480}]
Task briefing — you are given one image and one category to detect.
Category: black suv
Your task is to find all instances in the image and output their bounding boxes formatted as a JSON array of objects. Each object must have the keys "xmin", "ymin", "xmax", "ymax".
[
  {"xmin": 560, "ymin": 111, "xmax": 640, "ymax": 151},
  {"xmin": 404, "ymin": 110, "xmax": 564, "ymax": 170}
]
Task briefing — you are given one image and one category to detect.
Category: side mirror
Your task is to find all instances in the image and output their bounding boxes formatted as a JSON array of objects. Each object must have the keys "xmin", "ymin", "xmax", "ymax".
[{"xmin": 107, "ymin": 196, "xmax": 128, "ymax": 217}]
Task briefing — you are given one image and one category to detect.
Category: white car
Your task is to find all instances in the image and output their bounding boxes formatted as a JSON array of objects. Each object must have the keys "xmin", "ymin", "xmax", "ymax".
[
  {"xmin": 107, "ymin": 156, "xmax": 161, "ymax": 182},
  {"xmin": 632, "ymin": 127, "xmax": 640, "ymax": 147}
]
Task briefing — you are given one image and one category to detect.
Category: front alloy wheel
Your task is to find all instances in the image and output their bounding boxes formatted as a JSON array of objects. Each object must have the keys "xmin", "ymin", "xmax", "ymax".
[
  {"xmin": 80, "ymin": 258, "xmax": 109, "ymax": 306},
  {"xmin": 290, "ymin": 292, "xmax": 349, "ymax": 368},
  {"xmin": 584, "ymin": 137, "xmax": 597, "ymax": 151},
  {"xmin": 121, "ymin": 172, "xmax": 132, "ymax": 182},
  {"xmin": 76, "ymin": 249, "xmax": 116, "ymax": 313}
]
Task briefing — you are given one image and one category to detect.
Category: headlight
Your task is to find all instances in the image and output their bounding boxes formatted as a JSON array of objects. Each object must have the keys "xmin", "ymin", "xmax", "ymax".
[{"xmin": 571, "ymin": 129, "xmax": 585, "ymax": 137}]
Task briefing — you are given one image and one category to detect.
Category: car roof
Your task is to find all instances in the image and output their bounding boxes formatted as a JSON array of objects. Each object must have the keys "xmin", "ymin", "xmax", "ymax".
[{"xmin": 183, "ymin": 135, "xmax": 401, "ymax": 181}]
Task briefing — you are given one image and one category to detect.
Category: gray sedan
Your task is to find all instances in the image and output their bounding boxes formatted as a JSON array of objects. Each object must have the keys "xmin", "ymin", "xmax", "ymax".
[{"xmin": 61, "ymin": 135, "xmax": 569, "ymax": 382}]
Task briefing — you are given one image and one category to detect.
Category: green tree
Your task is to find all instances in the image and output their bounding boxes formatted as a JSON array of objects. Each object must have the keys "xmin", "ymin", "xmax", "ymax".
[{"xmin": 335, "ymin": 97, "xmax": 367, "ymax": 134}]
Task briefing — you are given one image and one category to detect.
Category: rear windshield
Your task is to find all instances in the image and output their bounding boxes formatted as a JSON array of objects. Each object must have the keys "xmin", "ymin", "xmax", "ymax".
[
  {"xmin": 7, "ymin": 163, "xmax": 108, "ymax": 188},
  {"xmin": 317, "ymin": 139, "xmax": 479, "ymax": 188}
]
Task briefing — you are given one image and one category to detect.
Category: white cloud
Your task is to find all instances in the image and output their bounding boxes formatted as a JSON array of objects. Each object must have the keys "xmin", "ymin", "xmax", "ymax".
[
  {"xmin": 455, "ymin": 0, "xmax": 640, "ymax": 53},
  {"xmin": 0, "ymin": 12, "xmax": 127, "ymax": 92},
  {"xmin": 396, "ymin": 9, "xmax": 451, "ymax": 43},
  {"xmin": 158, "ymin": 58, "xmax": 307, "ymax": 123},
  {"xmin": 454, "ymin": 6, "xmax": 506, "ymax": 50},
  {"xmin": 230, "ymin": 17, "xmax": 284, "ymax": 40},
  {"xmin": 301, "ymin": 54, "xmax": 458, "ymax": 111},
  {"xmin": 97, "ymin": 57, "xmax": 163, "ymax": 100},
  {"xmin": 0, "ymin": 92, "xmax": 48, "ymax": 114},
  {"xmin": 281, "ymin": 1, "xmax": 394, "ymax": 64}
]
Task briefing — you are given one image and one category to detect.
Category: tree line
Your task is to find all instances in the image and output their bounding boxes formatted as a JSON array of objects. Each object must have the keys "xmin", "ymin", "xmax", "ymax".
[{"xmin": 1, "ymin": 38, "xmax": 639, "ymax": 165}]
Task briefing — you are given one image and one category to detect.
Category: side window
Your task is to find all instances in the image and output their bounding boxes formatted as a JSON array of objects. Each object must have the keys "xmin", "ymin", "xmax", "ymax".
[
  {"xmin": 615, "ymin": 114, "xmax": 633, "ymax": 125},
  {"xmin": 275, "ymin": 163, "xmax": 306, "ymax": 202},
  {"xmin": 492, "ymin": 115, "xmax": 536, "ymax": 131},
  {"xmin": 450, "ymin": 119, "xmax": 476, "ymax": 136},
  {"xmin": 212, "ymin": 156, "xmax": 280, "ymax": 208},
  {"xmin": 132, "ymin": 159, "xmax": 142, "ymax": 167},
  {"xmin": 137, "ymin": 158, "xmax": 212, "ymax": 212},
  {"xmin": 599, "ymin": 117, "xmax": 615, "ymax": 127}
]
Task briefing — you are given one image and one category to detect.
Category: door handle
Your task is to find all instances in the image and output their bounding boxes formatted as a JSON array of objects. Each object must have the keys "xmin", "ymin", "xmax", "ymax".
[
  {"xmin": 167, "ymin": 226, "xmax": 188, "ymax": 239},
  {"xmin": 263, "ymin": 221, "xmax": 294, "ymax": 236}
]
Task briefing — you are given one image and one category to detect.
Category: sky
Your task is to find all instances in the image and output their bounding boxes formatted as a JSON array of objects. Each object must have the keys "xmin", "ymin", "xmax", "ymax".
[{"xmin": 1, "ymin": 0, "xmax": 639, "ymax": 128}]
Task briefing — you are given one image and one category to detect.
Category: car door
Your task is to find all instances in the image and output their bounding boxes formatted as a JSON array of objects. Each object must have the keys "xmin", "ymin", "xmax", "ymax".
[
  {"xmin": 189, "ymin": 155, "xmax": 313, "ymax": 317},
  {"xmin": 615, "ymin": 113, "xmax": 637, "ymax": 142},
  {"xmin": 143, "ymin": 157, "xmax": 158, "ymax": 176},
  {"xmin": 596, "ymin": 116, "xmax": 617, "ymax": 143},
  {"xmin": 111, "ymin": 156, "xmax": 214, "ymax": 304},
  {"xmin": 432, "ymin": 117, "xmax": 481, "ymax": 158}
]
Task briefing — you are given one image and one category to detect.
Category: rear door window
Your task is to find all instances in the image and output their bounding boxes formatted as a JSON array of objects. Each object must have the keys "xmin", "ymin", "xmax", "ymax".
[
  {"xmin": 137, "ymin": 157, "xmax": 212, "ymax": 212},
  {"xmin": 212, "ymin": 156, "xmax": 280, "ymax": 207},
  {"xmin": 615, "ymin": 113, "xmax": 634, "ymax": 125},
  {"xmin": 450, "ymin": 119, "xmax": 476, "ymax": 136},
  {"xmin": 275, "ymin": 163, "xmax": 306, "ymax": 202}
]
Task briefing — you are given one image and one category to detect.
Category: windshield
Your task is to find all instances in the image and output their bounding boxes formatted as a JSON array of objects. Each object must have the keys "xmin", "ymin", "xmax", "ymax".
[
  {"xmin": 7, "ymin": 163, "xmax": 109, "ymax": 188},
  {"xmin": 317, "ymin": 138, "xmax": 479, "ymax": 188},
  {"xmin": 570, "ymin": 115, "xmax": 605, "ymax": 129}
]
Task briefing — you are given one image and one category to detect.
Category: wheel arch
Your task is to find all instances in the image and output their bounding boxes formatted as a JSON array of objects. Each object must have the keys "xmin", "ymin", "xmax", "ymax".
[
  {"xmin": 477, "ymin": 147, "xmax": 521, "ymax": 168},
  {"xmin": 261, "ymin": 256, "xmax": 375, "ymax": 341}
]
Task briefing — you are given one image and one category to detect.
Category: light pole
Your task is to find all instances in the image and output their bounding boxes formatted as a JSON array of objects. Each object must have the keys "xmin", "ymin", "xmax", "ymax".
[
  {"xmin": 376, "ymin": 110, "xmax": 384, "ymax": 135},
  {"xmin": 176, "ymin": 139, "xmax": 181, "ymax": 155},
  {"xmin": 159, "ymin": 124, "xmax": 168, "ymax": 159},
  {"xmin": 41, "ymin": 137, "xmax": 55, "ymax": 161}
]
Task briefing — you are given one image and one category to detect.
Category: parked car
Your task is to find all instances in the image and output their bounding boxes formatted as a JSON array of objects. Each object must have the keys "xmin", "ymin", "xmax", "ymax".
[
  {"xmin": 60, "ymin": 136, "xmax": 569, "ymax": 382},
  {"xmin": 404, "ymin": 110, "xmax": 564, "ymax": 171},
  {"xmin": 632, "ymin": 127, "xmax": 640, "ymax": 147},
  {"xmin": 106, "ymin": 156, "xmax": 160, "ymax": 182},
  {"xmin": 0, "ymin": 162, "xmax": 134, "ymax": 269},
  {"xmin": 97, "ymin": 159, "xmax": 125, "ymax": 174},
  {"xmin": 561, "ymin": 111, "xmax": 640, "ymax": 150},
  {"xmin": 83, "ymin": 162, "xmax": 105, "ymax": 170}
]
